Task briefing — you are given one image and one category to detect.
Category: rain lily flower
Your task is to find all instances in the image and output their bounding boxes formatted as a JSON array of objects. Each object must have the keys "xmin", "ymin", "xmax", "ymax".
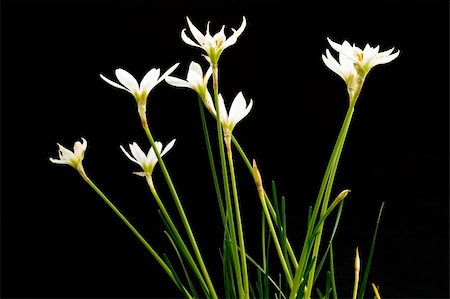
[
  {"xmin": 322, "ymin": 38, "xmax": 399, "ymax": 98},
  {"xmin": 181, "ymin": 16, "xmax": 247, "ymax": 63},
  {"xmin": 100, "ymin": 63, "xmax": 179, "ymax": 108},
  {"xmin": 120, "ymin": 139, "xmax": 176, "ymax": 177},
  {"xmin": 49, "ymin": 137, "xmax": 87, "ymax": 171},
  {"xmin": 165, "ymin": 61, "xmax": 215, "ymax": 113},
  {"xmin": 216, "ymin": 91, "xmax": 253, "ymax": 144}
]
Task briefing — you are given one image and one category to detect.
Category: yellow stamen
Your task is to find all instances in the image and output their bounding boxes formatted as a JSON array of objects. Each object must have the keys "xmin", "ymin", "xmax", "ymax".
[{"xmin": 357, "ymin": 52, "xmax": 364, "ymax": 62}]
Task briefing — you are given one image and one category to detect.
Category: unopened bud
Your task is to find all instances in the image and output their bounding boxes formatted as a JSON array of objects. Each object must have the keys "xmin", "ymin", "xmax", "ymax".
[
  {"xmin": 252, "ymin": 160, "xmax": 264, "ymax": 198},
  {"xmin": 329, "ymin": 189, "xmax": 351, "ymax": 210},
  {"xmin": 354, "ymin": 247, "xmax": 360, "ymax": 274}
]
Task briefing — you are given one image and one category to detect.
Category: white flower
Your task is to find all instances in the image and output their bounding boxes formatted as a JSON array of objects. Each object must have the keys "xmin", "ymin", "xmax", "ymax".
[
  {"xmin": 50, "ymin": 137, "xmax": 87, "ymax": 169},
  {"xmin": 120, "ymin": 139, "xmax": 176, "ymax": 176},
  {"xmin": 324, "ymin": 38, "xmax": 400, "ymax": 76},
  {"xmin": 165, "ymin": 61, "xmax": 215, "ymax": 113},
  {"xmin": 181, "ymin": 16, "xmax": 247, "ymax": 63},
  {"xmin": 100, "ymin": 63, "xmax": 179, "ymax": 105},
  {"xmin": 216, "ymin": 91, "xmax": 253, "ymax": 138},
  {"xmin": 322, "ymin": 48, "xmax": 358, "ymax": 86}
]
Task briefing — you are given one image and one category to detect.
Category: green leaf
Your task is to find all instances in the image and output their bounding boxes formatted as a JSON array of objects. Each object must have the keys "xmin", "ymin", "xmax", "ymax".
[{"xmin": 358, "ymin": 202, "xmax": 385, "ymax": 299}]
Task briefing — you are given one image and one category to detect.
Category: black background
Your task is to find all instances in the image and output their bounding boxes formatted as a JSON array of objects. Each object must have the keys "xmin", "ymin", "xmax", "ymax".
[{"xmin": 1, "ymin": 1, "xmax": 449, "ymax": 298}]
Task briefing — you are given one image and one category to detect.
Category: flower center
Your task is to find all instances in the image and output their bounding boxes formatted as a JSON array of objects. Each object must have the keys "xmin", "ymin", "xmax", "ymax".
[
  {"xmin": 357, "ymin": 52, "xmax": 364, "ymax": 62},
  {"xmin": 215, "ymin": 39, "xmax": 223, "ymax": 48}
]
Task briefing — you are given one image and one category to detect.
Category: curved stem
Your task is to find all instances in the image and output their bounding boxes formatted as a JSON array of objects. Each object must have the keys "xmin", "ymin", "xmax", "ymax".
[
  {"xmin": 145, "ymin": 175, "xmax": 209, "ymax": 296},
  {"xmin": 139, "ymin": 110, "xmax": 218, "ymax": 299},
  {"xmin": 77, "ymin": 168, "xmax": 192, "ymax": 298}
]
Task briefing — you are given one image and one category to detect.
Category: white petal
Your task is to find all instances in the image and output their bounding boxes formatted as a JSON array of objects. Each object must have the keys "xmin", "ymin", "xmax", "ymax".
[
  {"xmin": 157, "ymin": 62, "xmax": 180, "ymax": 84},
  {"xmin": 129, "ymin": 143, "xmax": 147, "ymax": 166},
  {"xmin": 327, "ymin": 37, "xmax": 345, "ymax": 53},
  {"xmin": 181, "ymin": 29, "xmax": 202, "ymax": 48},
  {"xmin": 186, "ymin": 17, "xmax": 206, "ymax": 46},
  {"xmin": 165, "ymin": 76, "xmax": 192, "ymax": 88},
  {"xmin": 205, "ymin": 91, "xmax": 216, "ymax": 115},
  {"xmin": 376, "ymin": 49, "xmax": 399, "ymax": 65},
  {"xmin": 222, "ymin": 16, "xmax": 247, "ymax": 49},
  {"xmin": 99, "ymin": 74, "xmax": 129, "ymax": 92},
  {"xmin": 57, "ymin": 143, "xmax": 74, "ymax": 160},
  {"xmin": 187, "ymin": 62, "xmax": 203, "ymax": 86},
  {"xmin": 49, "ymin": 157, "xmax": 66, "ymax": 164},
  {"xmin": 322, "ymin": 50, "xmax": 345, "ymax": 80},
  {"xmin": 115, "ymin": 69, "xmax": 140, "ymax": 93},
  {"xmin": 73, "ymin": 137, "xmax": 87, "ymax": 157},
  {"xmin": 120, "ymin": 145, "xmax": 139, "ymax": 165},
  {"xmin": 161, "ymin": 139, "xmax": 176, "ymax": 157},
  {"xmin": 204, "ymin": 66, "xmax": 212, "ymax": 82},
  {"xmin": 140, "ymin": 68, "xmax": 160, "ymax": 94},
  {"xmin": 218, "ymin": 94, "xmax": 228, "ymax": 125},
  {"xmin": 228, "ymin": 91, "xmax": 247, "ymax": 126}
]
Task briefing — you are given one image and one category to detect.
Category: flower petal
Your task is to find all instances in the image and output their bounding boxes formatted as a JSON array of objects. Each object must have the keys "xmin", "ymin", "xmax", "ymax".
[
  {"xmin": 228, "ymin": 91, "xmax": 247, "ymax": 126},
  {"xmin": 115, "ymin": 69, "xmax": 140, "ymax": 93},
  {"xmin": 186, "ymin": 17, "xmax": 206, "ymax": 46},
  {"xmin": 120, "ymin": 144, "xmax": 139, "ymax": 165},
  {"xmin": 100, "ymin": 74, "xmax": 129, "ymax": 92},
  {"xmin": 129, "ymin": 142, "xmax": 147, "ymax": 166},
  {"xmin": 181, "ymin": 29, "xmax": 202, "ymax": 48},
  {"xmin": 165, "ymin": 76, "xmax": 192, "ymax": 88},
  {"xmin": 140, "ymin": 68, "xmax": 160, "ymax": 94},
  {"xmin": 222, "ymin": 16, "xmax": 247, "ymax": 49},
  {"xmin": 157, "ymin": 62, "xmax": 180, "ymax": 84},
  {"xmin": 161, "ymin": 139, "xmax": 176, "ymax": 156},
  {"xmin": 218, "ymin": 93, "xmax": 228, "ymax": 125}
]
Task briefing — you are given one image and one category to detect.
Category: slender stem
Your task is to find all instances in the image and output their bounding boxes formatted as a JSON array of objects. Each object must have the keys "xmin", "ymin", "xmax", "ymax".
[
  {"xmin": 231, "ymin": 135, "xmax": 299, "ymax": 269},
  {"xmin": 227, "ymin": 144, "xmax": 249, "ymax": 298},
  {"xmin": 77, "ymin": 168, "xmax": 192, "ymax": 298},
  {"xmin": 140, "ymin": 111, "xmax": 218, "ymax": 299},
  {"xmin": 197, "ymin": 96, "xmax": 226, "ymax": 228},
  {"xmin": 145, "ymin": 175, "xmax": 209, "ymax": 296},
  {"xmin": 329, "ymin": 245, "xmax": 338, "ymax": 299},
  {"xmin": 254, "ymin": 170, "xmax": 293, "ymax": 288},
  {"xmin": 211, "ymin": 62, "xmax": 244, "ymax": 299},
  {"xmin": 303, "ymin": 89, "xmax": 360, "ymax": 299}
]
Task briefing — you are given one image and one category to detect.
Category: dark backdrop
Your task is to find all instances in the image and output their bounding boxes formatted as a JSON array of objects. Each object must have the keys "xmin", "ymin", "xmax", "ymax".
[{"xmin": 1, "ymin": 1, "xmax": 449, "ymax": 298}]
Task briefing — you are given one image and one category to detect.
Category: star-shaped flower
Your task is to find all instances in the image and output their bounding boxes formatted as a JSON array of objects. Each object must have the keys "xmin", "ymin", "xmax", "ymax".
[
  {"xmin": 181, "ymin": 17, "xmax": 247, "ymax": 63},
  {"xmin": 165, "ymin": 61, "xmax": 215, "ymax": 113},
  {"xmin": 322, "ymin": 38, "xmax": 399, "ymax": 98},
  {"xmin": 324, "ymin": 38, "xmax": 399, "ymax": 77},
  {"xmin": 120, "ymin": 139, "xmax": 176, "ymax": 176},
  {"xmin": 216, "ymin": 91, "xmax": 253, "ymax": 139},
  {"xmin": 100, "ymin": 63, "xmax": 179, "ymax": 105},
  {"xmin": 50, "ymin": 137, "xmax": 87, "ymax": 170}
]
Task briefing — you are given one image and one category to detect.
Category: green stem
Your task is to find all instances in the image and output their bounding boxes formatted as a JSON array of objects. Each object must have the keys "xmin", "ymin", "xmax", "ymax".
[
  {"xmin": 255, "ymin": 176, "xmax": 293, "ymax": 288},
  {"xmin": 145, "ymin": 175, "xmax": 209, "ymax": 296},
  {"xmin": 303, "ymin": 90, "xmax": 360, "ymax": 299},
  {"xmin": 140, "ymin": 112, "xmax": 218, "ymax": 299},
  {"xmin": 211, "ymin": 62, "xmax": 244, "ymax": 299},
  {"xmin": 77, "ymin": 167, "xmax": 192, "ymax": 298},
  {"xmin": 231, "ymin": 135, "xmax": 299, "ymax": 269},
  {"xmin": 197, "ymin": 96, "xmax": 226, "ymax": 228},
  {"xmin": 227, "ymin": 144, "xmax": 249, "ymax": 299}
]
